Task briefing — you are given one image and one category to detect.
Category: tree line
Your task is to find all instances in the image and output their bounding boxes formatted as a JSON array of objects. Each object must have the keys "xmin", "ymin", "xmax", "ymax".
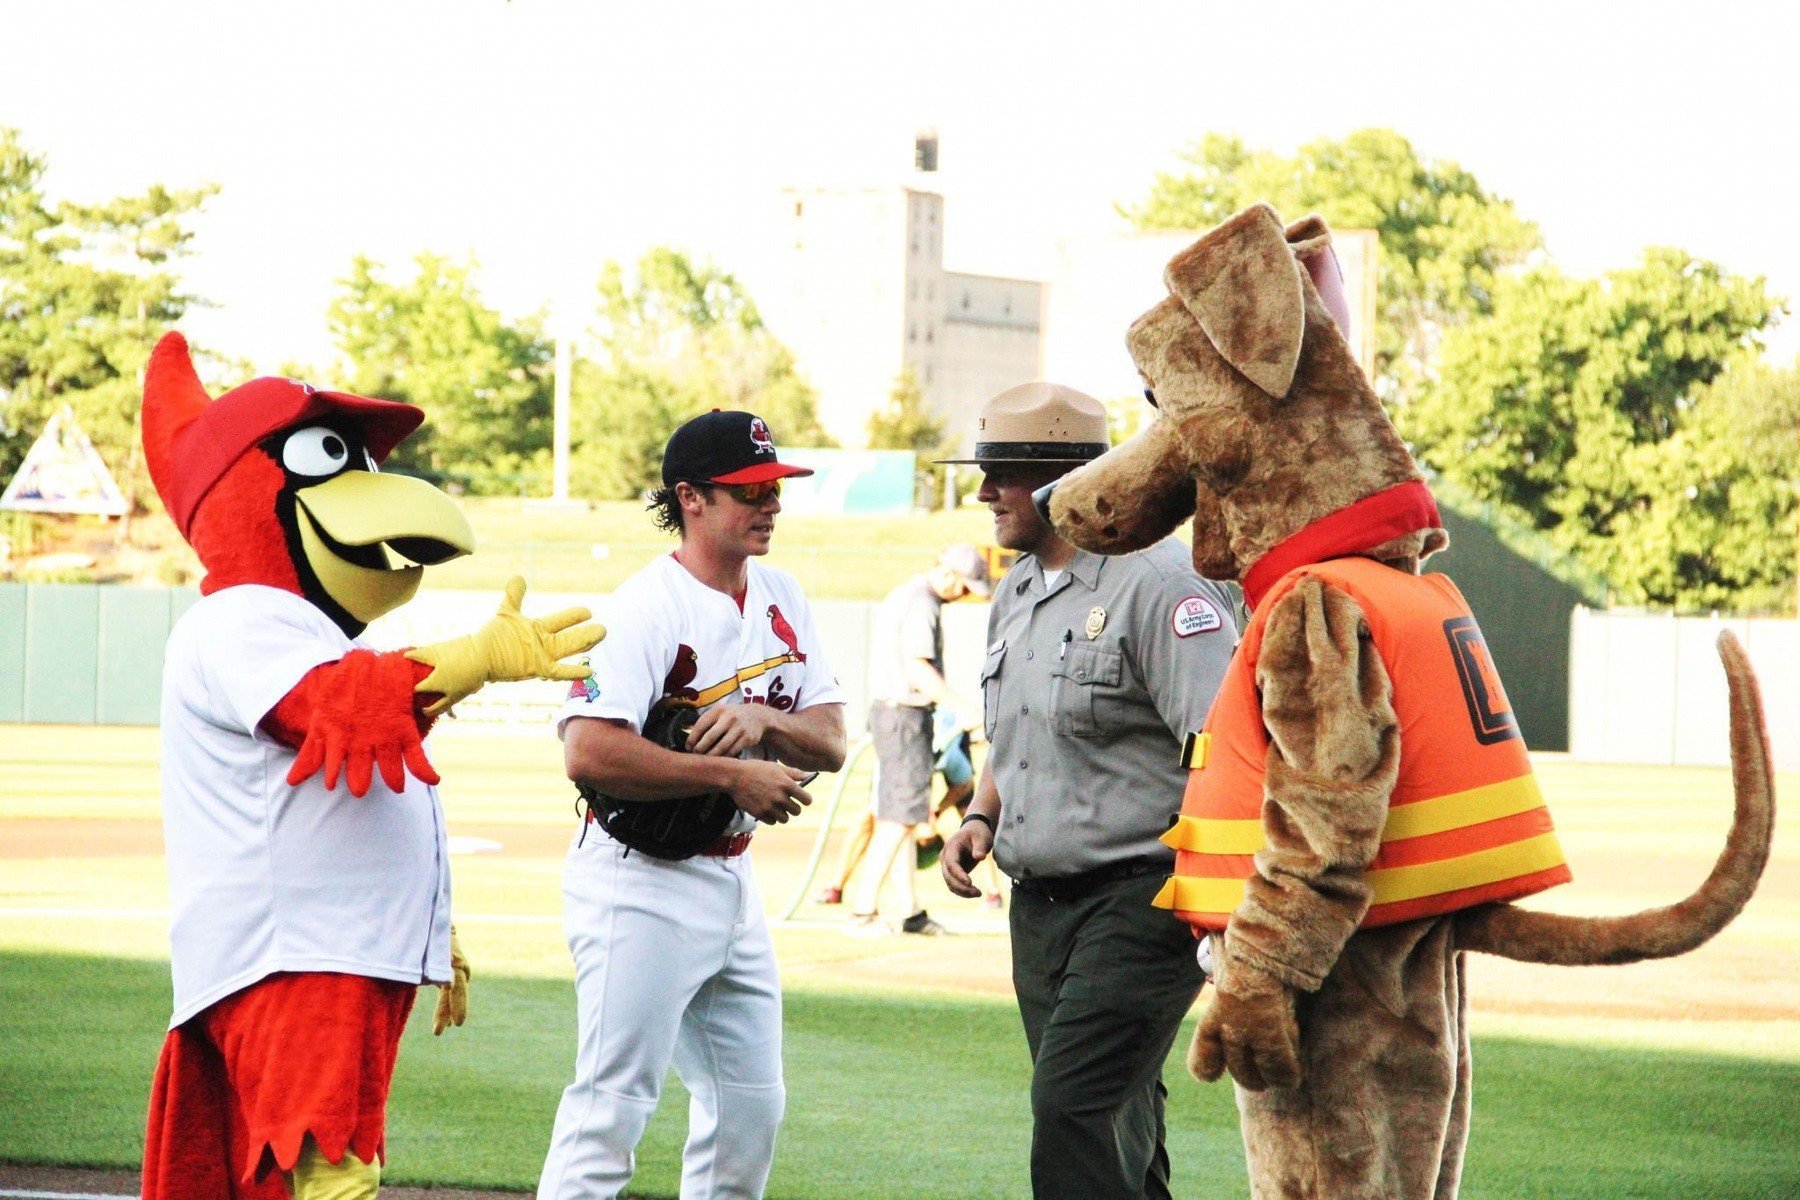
[
  {"xmin": 1130, "ymin": 129, "xmax": 1797, "ymax": 612},
  {"xmin": 2, "ymin": 126, "xmax": 1794, "ymax": 612}
]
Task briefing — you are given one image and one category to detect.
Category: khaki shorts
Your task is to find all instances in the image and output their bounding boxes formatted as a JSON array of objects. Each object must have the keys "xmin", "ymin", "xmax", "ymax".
[{"xmin": 868, "ymin": 702, "xmax": 933, "ymax": 824}]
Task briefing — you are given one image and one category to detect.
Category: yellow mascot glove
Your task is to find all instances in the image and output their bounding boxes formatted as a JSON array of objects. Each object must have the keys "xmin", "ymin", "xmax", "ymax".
[
  {"xmin": 407, "ymin": 576, "xmax": 604, "ymax": 718},
  {"xmin": 433, "ymin": 924, "xmax": 471, "ymax": 1036}
]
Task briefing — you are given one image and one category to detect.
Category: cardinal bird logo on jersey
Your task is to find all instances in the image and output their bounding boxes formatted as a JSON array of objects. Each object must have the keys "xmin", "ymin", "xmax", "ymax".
[
  {"xmin": 766, "ymin": 604, "xmax": 805, "ymax": 663},
  {"xmin": 661, "ymin": 644, "xmax": 701, "ymax": 702}
]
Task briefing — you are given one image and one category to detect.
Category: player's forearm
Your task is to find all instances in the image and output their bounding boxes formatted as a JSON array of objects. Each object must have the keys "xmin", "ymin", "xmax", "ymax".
[
  {"xmin": 565, "ymin": 717, "xmax": 745, "ymax": 802},
  {"xmin": 760, "ymin": 702, "xmax": 847, "ymax": 772}
]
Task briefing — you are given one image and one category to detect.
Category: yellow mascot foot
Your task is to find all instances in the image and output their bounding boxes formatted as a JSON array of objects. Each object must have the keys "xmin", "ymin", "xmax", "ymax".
[{"xmin": 289, "ymin": 1139, "xmax": 381, "ymax": 1200}]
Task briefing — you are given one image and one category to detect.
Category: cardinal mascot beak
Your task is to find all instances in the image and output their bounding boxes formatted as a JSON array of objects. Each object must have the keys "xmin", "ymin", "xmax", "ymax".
[
  {"xmin": 141, "ymin": 331, "xmax": 475, "ymax": 632},
  {"xmin": 290, "ymin": 466, "xmax": 474, "ymax": 624}
]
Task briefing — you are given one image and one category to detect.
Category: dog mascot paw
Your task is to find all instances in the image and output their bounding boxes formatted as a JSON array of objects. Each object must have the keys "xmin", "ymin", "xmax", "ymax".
[
  {"xmin": 137, "ymin": 332, "xmax": 602, "ymax": 1200},
  {"xmin": 1046, "ymin": 205, "xmax": 1775, "ymax": 1199}
]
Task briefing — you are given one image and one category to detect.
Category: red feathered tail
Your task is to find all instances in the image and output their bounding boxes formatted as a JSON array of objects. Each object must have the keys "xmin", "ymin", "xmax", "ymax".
[{"xmin": 143, "ymin": 974, "xmax": 416, "ymax": 1199}]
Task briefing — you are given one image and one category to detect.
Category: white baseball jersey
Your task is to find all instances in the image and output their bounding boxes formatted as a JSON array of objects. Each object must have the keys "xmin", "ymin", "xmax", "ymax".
[
  {"xmin": 560, "ymin": 554, "xmax": 844, "ymax": 830},
  {"xmin": 540, "ymin": 553, "xmax": 841, "ymax": 1198},
  {"xmin": 159, "ymin": 584, "xmax": 452, "ymax": 1029}
]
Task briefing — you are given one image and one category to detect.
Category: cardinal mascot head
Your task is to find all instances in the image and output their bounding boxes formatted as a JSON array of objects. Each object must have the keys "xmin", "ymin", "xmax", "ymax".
[{"xmin": 141, "ymin": 331, "xmax": 473, "ymax": 636}]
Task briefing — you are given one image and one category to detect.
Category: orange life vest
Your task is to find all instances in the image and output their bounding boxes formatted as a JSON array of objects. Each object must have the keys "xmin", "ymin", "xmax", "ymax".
[{"xmin": 1154, "ymin": 557, "xmax": 1571, "ymax": 932}]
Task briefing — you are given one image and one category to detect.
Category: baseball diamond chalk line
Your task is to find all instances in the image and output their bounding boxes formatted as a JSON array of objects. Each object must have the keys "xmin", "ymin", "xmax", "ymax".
[{"xmin": 0, "ymin": 908, "xmax": 563, "ymax": 924}]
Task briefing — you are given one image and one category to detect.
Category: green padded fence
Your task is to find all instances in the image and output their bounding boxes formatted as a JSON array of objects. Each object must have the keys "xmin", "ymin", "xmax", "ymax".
[
  {"xmin": 0, "ymin": 584, "xmax": 200, "ymax": 727},
  {"xmin": 1429, "ymin": 506, "xmax": 1583, "ymax": 751},
  {"xmin": 0, "ymin": 523, "xmax": 1578, "ymax": 750}
]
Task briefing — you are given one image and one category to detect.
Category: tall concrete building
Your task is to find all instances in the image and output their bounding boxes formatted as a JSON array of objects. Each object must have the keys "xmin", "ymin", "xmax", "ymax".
[{"xmin": 747, "ymin": 140, "xmax": 1042, "ymax": 451}]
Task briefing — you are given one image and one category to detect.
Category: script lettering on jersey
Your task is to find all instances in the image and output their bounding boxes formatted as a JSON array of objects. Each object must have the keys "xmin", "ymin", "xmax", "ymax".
[{"xmin": 744, "ymin": 674, "xmax": 800, "ymax": 712}]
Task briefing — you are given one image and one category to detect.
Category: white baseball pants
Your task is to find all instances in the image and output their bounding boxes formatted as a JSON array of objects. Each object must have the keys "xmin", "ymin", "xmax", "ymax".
[{"xmin": 537, "ymin": 831, "xmax": 786, "ymax": 1200}]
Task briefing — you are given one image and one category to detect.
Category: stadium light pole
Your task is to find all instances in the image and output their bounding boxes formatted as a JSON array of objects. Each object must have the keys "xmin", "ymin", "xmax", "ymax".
[{"xmin": 552, "ymin": 330, "xmax": 572, "ymax": 503}]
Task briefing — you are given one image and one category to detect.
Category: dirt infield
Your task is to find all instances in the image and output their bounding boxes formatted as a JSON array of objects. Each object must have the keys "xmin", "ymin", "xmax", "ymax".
[{"xmin": 9, "ymin": 813, "xmax": 1797, "ymax": 1022}]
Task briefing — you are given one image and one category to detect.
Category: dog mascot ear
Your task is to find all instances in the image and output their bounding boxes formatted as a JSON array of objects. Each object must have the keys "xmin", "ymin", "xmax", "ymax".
[{"xmin": 1164, "ymin": 203, "xmax": 1307, "ymax": 400}]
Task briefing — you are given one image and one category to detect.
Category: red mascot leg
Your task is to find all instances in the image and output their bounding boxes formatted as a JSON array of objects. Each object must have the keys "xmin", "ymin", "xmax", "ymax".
[
  {"xmin": 143, "ymin": 973, "xmax": 415, "ymax": 1199},
  {"xmin": 141, "ymin": 1024, "xmax": 284, "ymax": 1200}
]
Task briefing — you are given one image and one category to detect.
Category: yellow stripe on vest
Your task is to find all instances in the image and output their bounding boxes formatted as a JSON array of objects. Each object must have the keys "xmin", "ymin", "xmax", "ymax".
[
  {"xmin": 1381, "ymin": 774, "xmax": 1549, "ymax": 840},
  {"xmin": 1367, "ymin": 833, "xmax": 1567, "ymax": 905},
  {"xmin": 1162, "ymin": 774, "xmax": 1549, "ymax": 856},
  {"xmin": 1180, "ymin": 731, "xmax": 1211, "ymax": 769},
  {"xmin": 1154, "ymin": 873, "xmax": 1246, "ymax": 914},
  {"xmin": 1161, "ymin": 813, "xmax": 1262, "ymax": 854},
  {"xmin": 1155, "ymin": 832, "xmax": 1568, "ymax": 916}
]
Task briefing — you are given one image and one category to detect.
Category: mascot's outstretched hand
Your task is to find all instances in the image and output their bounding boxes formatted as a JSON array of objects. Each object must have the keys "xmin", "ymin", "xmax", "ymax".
[
  {"xmin": 432, "ymin": 925, "xmax": 472, "ymax": 1035},
  {"xmin": 408, "ymin": 576, "xmax": 605, "ymax": 718},
  {"xmin": 285, "ymin": 649, "xmax": 442, "ymax": 797}
]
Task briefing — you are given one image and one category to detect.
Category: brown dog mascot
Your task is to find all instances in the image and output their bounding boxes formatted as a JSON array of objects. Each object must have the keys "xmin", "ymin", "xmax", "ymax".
[{"xmin": 1043, "ymin": 203, "xmax": 1776, "ymax": 1199}]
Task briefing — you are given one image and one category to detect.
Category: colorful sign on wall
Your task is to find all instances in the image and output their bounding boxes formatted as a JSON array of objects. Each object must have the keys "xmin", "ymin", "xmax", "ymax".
[
  {"xmin": 0, "ymin": 407, "xmax": 129, "ymax": 517},
  {"xmin": 776, "ymin": 449, "xmax": 916, "ymax": 515}
]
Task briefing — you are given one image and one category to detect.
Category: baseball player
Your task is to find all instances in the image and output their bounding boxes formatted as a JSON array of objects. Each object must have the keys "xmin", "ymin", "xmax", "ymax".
[{"xmin": 537, "ymin": 410, "xmax": 847, "ymax": 1200}]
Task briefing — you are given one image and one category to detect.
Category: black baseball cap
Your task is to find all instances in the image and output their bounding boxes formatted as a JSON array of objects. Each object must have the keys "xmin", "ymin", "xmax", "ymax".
[{"xmin": 661, "ymin": 410, "xmax": 815, "ymax": 487}]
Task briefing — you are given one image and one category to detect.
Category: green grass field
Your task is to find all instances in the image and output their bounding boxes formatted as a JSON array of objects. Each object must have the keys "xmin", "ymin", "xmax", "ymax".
[
  {"xmin": 2, "ymin": 724, "xmax": 1798, "ymax": 1197},
  {"xmin": 359, "ymin": 497, "xmax": 1007, "ymax": 600}
]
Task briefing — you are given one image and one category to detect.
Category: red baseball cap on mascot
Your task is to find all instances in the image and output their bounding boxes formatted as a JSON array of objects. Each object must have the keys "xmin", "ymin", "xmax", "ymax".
[
  {"xmin": 144, "ymin": 332, "xmax": 424, "ymax": 538},
  {"xmin": 661, "ymin": 409, "xmax": 815, "ymax": 488}
]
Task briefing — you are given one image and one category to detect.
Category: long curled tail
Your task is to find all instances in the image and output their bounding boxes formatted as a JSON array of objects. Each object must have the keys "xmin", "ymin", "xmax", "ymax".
[{"xmin": 1455, "ymin": 631, "xmax": 1775, "ymax": 965}]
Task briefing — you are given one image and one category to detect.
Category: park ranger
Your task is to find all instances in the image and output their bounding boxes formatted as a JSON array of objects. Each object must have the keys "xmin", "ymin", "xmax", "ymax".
[{"xmin": 938, "ymin": 381, "xmax": 1238, "ymax": 1200}]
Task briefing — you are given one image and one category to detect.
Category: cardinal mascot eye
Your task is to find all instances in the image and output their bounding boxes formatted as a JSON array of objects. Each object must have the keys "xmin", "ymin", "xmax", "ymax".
[{"xmin": 281, "ymin": 424, "xmax": 370, "ymax": 478}]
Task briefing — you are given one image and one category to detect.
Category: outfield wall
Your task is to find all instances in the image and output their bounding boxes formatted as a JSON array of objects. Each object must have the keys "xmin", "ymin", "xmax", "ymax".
[
  {"xmin": 0, "ymin": 582, "xmax": 988, "ymax": 737},
  {"xmin": 1568, "ymin": 608, "xmax": 1800, "ymax": 772},
  {"xmin": 0, "ymin": 583, "xmax": 201, "ymax": 725},
  {"xmin": 4, "ymin": 583, "xmax": 1793, "ymax": 772}
]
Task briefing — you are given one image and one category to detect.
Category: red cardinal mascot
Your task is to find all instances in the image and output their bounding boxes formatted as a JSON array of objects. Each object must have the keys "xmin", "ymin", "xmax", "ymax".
[{"xmin": 137, "ymin": 333, "xmax": 601, "ymax": 1200}]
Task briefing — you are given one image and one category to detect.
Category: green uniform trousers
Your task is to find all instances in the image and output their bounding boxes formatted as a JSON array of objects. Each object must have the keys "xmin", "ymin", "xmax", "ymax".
[{"xmin": 1010, "ymin": 871, "xmax": 1204, "ymax": 1200}]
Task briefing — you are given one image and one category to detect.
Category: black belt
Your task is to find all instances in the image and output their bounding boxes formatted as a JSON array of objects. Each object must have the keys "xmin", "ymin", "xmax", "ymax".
[{"xmin": 1009, "ymin": 857, "xmax": 1169, "ymax": 903}]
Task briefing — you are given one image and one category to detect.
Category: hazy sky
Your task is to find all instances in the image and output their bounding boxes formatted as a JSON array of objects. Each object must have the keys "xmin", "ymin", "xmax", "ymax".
[{"xmin": 6, "ymin": 0, "xmax": 1798, "ymax": 370}]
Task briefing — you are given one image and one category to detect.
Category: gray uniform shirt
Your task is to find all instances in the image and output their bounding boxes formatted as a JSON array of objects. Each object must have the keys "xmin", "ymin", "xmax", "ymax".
[
  {"xmin": 981, "ymin": 539, "xmax": 1238, "ymax": 880},
  {"xmin": 867, "ymin": 574, "xmax": 943, "ymax": 707}
]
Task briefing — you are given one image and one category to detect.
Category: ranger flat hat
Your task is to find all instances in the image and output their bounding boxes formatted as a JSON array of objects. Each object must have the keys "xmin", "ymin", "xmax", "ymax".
[{"xmin": 937, "ymin": 381, "xmax": 1111, "ymax": 465}]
